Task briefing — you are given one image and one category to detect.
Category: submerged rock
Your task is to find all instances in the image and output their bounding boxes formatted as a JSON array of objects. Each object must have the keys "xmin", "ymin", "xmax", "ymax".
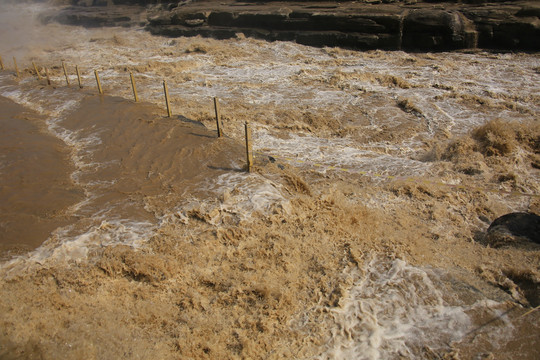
[{"xmin": 484, "ymin": 212, "xmax": 540, "ymax": 248}]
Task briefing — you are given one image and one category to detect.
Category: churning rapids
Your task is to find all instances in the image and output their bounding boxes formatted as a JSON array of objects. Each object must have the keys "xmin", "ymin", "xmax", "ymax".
[{"xmin": 0, "ymin": 2, "xmax": 539, "ymax": 359}]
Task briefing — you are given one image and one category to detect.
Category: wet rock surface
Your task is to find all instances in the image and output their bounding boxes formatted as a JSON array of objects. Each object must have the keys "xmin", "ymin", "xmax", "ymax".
[
  {"xmin": 41, "ymin": 0, "xmax": 540, "ymax": 51},
  {"xmin": 484, "ymin": 212, "xmax": 540, "ymax": 248}
]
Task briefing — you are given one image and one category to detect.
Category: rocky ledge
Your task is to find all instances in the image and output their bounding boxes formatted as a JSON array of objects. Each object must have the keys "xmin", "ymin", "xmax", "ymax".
[{"xmin": 41, "ymin": 1, "xmax": 540, "ymax": 51}]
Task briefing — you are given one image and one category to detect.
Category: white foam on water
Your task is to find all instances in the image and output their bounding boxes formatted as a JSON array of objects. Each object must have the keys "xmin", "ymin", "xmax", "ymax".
[
  {"xmin": 466, "ymin": 299, "xmax": 516, "ymax": 349},
  {"xmin": 255, "ymin": 127, "xmax": 430, "ymax": 179},
  {"xmin": 316, "ymin": 258, "xmax": 472, "ymax": 360},
  {"xmin": 0, "ymin": 68, "xmax": 162, "ymax": 268},
  {"xmin": 0, "ymin": 0, "xmax": 538, "ymax": 282},
  {"xmin": 166, "ymin": 172, "xmax": 291, "ymax": 226},
  {"xmin": 214, "ymin": 172, "xmax": 291, "ymax": 218},
  {"xmin": 1, "ymin": 79, "xmax": 293, "ymax": 269},
  {"xmin": 0, "ymin": 82, "xmax": 84, "ymax": 120},
  {"xmin": 1, "ymin": 219, "xmax": 155, "ymax": 276}
]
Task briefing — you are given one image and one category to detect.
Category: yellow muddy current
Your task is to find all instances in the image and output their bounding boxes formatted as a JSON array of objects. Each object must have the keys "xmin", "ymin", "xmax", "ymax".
[
  {"xmin": 0, "ymin": 94, "xmax": 82, "ymax": 256},
  {"xmin": 0, "ymin": 2, "xmax": 539, "ymax": 359}
]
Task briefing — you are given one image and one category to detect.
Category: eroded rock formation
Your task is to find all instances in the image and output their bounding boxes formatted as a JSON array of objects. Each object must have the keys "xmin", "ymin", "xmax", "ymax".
[{"xmin": 39, "ymin": 1, "xmax": 540, "ymax": 51}]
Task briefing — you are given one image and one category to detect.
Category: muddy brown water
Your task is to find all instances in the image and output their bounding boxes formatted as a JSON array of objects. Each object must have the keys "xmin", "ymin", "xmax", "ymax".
[
  {"xmin": 0, "ymin": 2, "xmax": 539, "ymax": 359},
  {"xmin": 1, "ymin": 92, "xmax": 245, "ymax": 258},
  {"xmin": 0, "ymin": 89, "xmax": 539, "ymax": 359},
  {"xmin": 0, "ymin": 95, "xmax": 82, "ymax": 257},
  {"xmin": 56, "ymin": 94, "xmax": 244, "ymax": 218}
]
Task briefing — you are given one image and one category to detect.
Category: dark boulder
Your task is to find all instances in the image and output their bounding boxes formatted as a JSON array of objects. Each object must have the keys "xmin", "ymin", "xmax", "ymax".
[{"xmin": 483, "ymin": 212, "xmax": 540, "ymax": 248}]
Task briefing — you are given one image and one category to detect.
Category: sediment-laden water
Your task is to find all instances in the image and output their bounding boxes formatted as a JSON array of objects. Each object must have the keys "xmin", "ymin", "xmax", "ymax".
[{"xmin": 0, "ymin": 2, "xmax": 539, "ymax": 359}]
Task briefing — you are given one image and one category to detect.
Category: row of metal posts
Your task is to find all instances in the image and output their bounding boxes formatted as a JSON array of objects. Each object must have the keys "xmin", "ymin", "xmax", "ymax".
[{"xmin": 0, "ymin": 55, "xmax": 254, "ymax": 172}]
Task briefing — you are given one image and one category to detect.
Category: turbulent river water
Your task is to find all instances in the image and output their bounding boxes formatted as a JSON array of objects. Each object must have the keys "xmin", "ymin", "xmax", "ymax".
[{"xmin": 0, "ymin": 2, "xmax": 539, "ymax": 359}]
